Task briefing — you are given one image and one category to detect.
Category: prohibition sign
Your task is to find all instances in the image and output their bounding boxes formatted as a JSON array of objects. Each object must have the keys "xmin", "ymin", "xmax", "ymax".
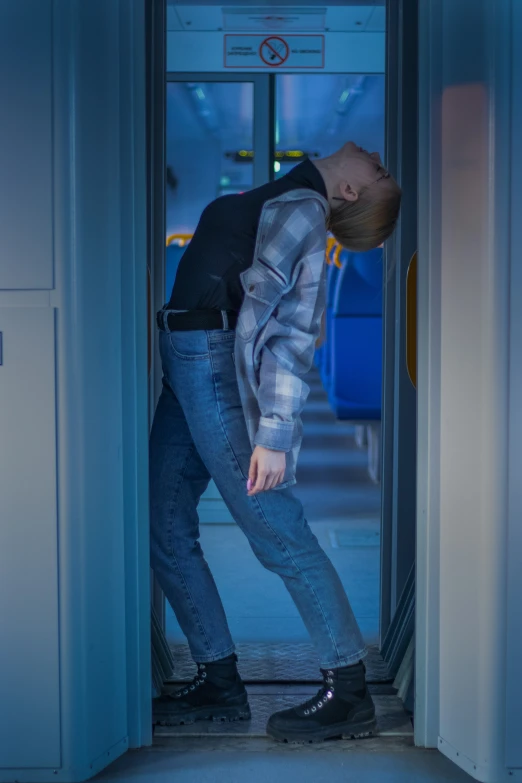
[{"xmin": 259, "ymin": 36, "xmax": 289, "ymax": 67}]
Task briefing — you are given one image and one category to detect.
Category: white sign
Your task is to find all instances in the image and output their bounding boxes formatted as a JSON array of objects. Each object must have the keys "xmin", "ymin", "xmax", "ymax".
[{"xmin": 224, "ymin": 34, "xmax": 325, "ymax": 69}]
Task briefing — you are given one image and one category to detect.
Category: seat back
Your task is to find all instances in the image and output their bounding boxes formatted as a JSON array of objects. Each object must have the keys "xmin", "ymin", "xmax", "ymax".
[
  {"xmin": 317, "ymin": 253, "xmax": 347, "ymax": 382},
  {"xmin": 329, "ymin": 248, "xmax": 383, "ymax": 419},
  {"xmin": 315, "ymin": 250, "xmax": 343, "ymax": 373}
]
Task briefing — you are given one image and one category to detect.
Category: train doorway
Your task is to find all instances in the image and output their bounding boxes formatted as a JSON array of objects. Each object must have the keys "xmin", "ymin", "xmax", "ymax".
[{"xmin": 150, "ymin": 3, "xmax": 416, "ymax": 743}]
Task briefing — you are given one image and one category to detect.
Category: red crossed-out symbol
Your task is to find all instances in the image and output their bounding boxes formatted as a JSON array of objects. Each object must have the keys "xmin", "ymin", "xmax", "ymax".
[{"xmin": 259, "ymin": 36, "xmax": 289, "ymax": 67}]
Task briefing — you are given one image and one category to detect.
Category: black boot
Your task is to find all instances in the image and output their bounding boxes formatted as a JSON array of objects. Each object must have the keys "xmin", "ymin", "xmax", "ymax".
[
  {"xmin": 266, "ymin": 660, "xmax": 376, "ymax": 743},
  {"xmin": 154, "ymin": 653, "xmax": 251, "ymax": 726}
]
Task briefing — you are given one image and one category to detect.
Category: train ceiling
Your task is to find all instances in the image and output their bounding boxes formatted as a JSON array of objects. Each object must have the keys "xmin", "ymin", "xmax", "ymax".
[{"xmin": 167, "ymin": 4, "xmax": 385, "ymax": 32}]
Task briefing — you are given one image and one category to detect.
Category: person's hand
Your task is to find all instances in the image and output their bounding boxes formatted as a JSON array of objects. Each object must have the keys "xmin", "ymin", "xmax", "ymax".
[{"xmin": 247, "ymin": 445, "xmax": 286, "ymax": 495}]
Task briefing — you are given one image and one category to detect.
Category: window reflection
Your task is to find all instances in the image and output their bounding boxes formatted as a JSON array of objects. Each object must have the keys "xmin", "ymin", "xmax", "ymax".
[
  {"xmin": 165, "ymin": 81, "xmax": 254, "ymax": 293},
  {"xmin": 274, "ymin": 74, "xmax": 385, "ymax": 178},
  {"xmin": 166, "ymin": 81, "xmax": 254, "ymax": 234}
]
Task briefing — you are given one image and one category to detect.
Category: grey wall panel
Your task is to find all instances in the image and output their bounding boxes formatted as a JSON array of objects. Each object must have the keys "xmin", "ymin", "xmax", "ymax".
[
  {"xmin": 505, "ymin": 0, "xmax": 522, "ymax": 768},
  {"xmin": 0, "ymin": 307, "xmax": 60, "ymax": 768},
  {"xmin": 432, "ymin": 0, "xmax": 514, "ymax": 778},
  {"xmin": 415, "ymin": 0, "xmax": 442, "ymax": 749},
  {"xmin": 380, "ymin": 0, "xmax": 418, "ymax": 638},
  {"xmin": 52, "ymin": 0, "xmax": 129, "ymax": 768},
  {"xmin": 417, "ymin": 2, "xmax": 520, "ymax": 774},
  {"xmin": 0, "ymin": 0, "xmax": 53, "ymax": 289}
]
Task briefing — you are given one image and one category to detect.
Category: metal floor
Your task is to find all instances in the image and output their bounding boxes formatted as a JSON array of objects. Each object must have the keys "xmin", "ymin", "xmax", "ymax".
[
  {"xmin": 153, "ymin": 685, "xmax": 412, "ymax": 738},
  {"xmin": 96, "ymin": 739, "xmax": 476, "ymax": 783},
  {"xmin": 158, "ymin": 638, "xmax": 402, "ymax": 740},
  {"xmin": 168, "ymin": 641, "xmax": 390, "ymax": 683}
]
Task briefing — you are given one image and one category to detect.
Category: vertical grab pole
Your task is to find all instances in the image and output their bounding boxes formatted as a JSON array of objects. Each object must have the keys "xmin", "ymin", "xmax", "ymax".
[{"xmin": 406, "ymin": 251, "xmax": 418, "ymax": 389}]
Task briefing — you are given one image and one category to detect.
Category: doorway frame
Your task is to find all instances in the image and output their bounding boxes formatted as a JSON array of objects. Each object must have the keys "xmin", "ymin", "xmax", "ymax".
[
  {"xmin": 415, "ymin": 0, "xmax": 442, "ymax": 749},
  {"xmin": 380, "ymin": 0, "xmax": 418, "ymax": 644},
  {"xmin": 156, "ymin": 69, "xmax": 397, "ymax": 660}
]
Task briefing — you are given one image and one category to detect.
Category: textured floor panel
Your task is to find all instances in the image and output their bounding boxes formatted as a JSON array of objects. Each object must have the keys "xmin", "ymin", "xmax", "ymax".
[
  {"xmin": 168, "ymin": 642, "xmax": 390, "ymax": 683},
  {"xmin": 330, "ymin": 528, "xmax": 381, "ymax": 548},
  {"xmin": 153, "ymin": 693, "xmax": 412, "ymax": 738}
]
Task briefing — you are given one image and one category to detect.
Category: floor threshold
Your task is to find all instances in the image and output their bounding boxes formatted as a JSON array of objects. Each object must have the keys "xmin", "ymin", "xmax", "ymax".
[
  {"xmin": 168, "ymin": 642, "xmax": 391, "ymax": 683},
  {"xmin": 153, "ymin": 691, "xmax": 413, "ymax": 740}
]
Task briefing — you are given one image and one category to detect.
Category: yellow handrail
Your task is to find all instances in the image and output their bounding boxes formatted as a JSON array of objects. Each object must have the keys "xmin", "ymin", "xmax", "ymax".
[
  {"xmin": 325, "ymin": 237, "xmax": 344, "ymax": 268},
  {"xmin": 325, "ymin": 236, "xmax": 337, "ymax": 264},
  {"xmin": 167, "ymin": 232, "xmax": 347, "ymax": 271},
  {"xmin": 332, "ymin": 243, "xmax": 343, "ymax": 268},
  {"xmin": 166, "ymin": 233, "xmax": 193, "ymax": 247}
]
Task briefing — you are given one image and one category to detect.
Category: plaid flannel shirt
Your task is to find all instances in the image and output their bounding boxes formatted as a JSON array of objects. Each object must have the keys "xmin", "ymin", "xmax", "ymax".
[{"xmin": 234, "ymin": 188, "xmax": 330, "ymax": 490}]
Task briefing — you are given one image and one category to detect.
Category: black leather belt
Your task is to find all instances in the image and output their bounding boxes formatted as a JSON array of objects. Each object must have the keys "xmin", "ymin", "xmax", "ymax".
[{"xmin": 156, "ymin": 308, "xmax": 238, "ymax": 332}]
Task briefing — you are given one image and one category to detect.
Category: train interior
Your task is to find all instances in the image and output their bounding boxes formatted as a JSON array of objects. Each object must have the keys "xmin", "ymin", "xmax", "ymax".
[
  {"xmin": 3, "ymin": 0, "xmax": 520, "ymax": 780},
  {"xmin": 150, "ymin": 1, "xmax": 416, "ymax": 748}
]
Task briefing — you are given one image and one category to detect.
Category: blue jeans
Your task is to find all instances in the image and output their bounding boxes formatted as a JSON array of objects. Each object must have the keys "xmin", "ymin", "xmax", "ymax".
[{"xmin": 149, "ymin": 327, "xmax": 367, "ymax": 668}]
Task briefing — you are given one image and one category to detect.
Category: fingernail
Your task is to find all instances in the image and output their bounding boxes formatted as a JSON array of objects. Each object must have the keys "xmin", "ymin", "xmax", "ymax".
[{"xmin": 247, "ymin": 479, "xmax": 253, "ymax": 491}]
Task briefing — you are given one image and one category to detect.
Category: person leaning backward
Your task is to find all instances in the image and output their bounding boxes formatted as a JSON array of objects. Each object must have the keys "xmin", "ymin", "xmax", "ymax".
[{"xmin": 150, "ymin": 141, "xmax": 402, "ymax": 743}]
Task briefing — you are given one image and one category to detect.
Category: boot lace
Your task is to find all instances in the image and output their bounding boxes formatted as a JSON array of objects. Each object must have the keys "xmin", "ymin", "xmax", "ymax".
[
  {"xmin": 300, "ymin": 670, "xmax": 335, "ymax": 716},
  {"xmin": 172, "ymin": 664, "xmax": 208, "ymax": 699}
]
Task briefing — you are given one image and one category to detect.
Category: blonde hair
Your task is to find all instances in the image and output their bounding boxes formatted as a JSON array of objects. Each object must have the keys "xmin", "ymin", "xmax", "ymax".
[{"xmin": 327, "ymin": 177, "xmax": 402, "ymax": 252}]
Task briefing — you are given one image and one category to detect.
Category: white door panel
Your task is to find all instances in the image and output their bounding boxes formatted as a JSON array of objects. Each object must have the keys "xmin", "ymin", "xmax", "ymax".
[{"xmin": 0, "ymin": 307, "xmax": 60, "ymax": 767}]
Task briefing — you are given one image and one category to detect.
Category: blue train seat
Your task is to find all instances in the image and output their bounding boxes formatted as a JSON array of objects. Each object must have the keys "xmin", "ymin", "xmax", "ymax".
[
  {"xmin": 327, "ymin": 248, "xmax": 383, "ymax": 420},
  {"xmin": 320, "ymin": 248, "xmax": 353, "ymax": 389},
  {"xmin": 316, "ymin": 257, "xmax": 344, "ymax": 380},
  {"xmin": 314, "ymin": 240, "xmax": 340, "ymax": 372}
]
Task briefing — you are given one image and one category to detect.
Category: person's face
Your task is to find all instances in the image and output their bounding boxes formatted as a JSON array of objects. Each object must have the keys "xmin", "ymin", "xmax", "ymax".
[{"xmin": 336, "ymin": 141, "xmax": 389, "ymax": 203}]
